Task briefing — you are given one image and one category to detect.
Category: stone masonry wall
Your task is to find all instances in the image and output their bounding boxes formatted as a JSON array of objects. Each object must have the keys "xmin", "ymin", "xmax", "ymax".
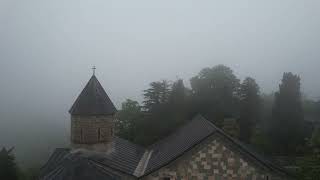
[
  {"xmin": 71, "ymin": 115, "xmax": 114, "ymax": 144},
  {"xmin": 143, "ymin": 135, "xmax": 287, "ymax": 180}
]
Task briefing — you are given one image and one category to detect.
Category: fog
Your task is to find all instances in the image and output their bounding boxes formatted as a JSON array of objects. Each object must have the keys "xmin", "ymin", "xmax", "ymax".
[{"xmin": 0, "ymin": 0, "xmax": 320, "ymax": 167}]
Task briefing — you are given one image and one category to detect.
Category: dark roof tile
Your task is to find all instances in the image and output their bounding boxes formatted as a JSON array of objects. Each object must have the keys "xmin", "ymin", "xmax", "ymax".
[
  {"xmin": 145, "ymin": 115, "xmax": 216, "ymax": 173},
  {"xmin": 41, "ymin": 152, "xmax": 121, "ymax": 180},
  {"xmin": 39, "ymin": 137, "xmax": 144, "ymax": 179}
]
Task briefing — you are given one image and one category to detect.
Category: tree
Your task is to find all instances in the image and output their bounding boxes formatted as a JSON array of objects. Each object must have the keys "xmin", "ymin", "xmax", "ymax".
[
  {"xmin": 297, "ymin": 154, "xmax": 320, "ymax": 180},
  {"xmin": 142, "ymin": 79, "xmax": 190, "ymax": 144},
  {"xmin": 317, "ymin": 100, "xmax": 320, "ymax": 121},
  {"xmin": 168, "ymin": 79, "xmax": 191, "ymax": 127},
  {"xmin": 133, "ymin": 79, "xmax": 193, "ymax": 145},
  {"xmin": 302, "ymin": 98, "xmax": 320, "ymax": 123},
  {"xmin": 20, "ymin": 166, "xmax": 40, "ymax": 180},
  {"xmin": 116, "ymin": 99, "xmax": 143, "ymax": 143},
  {"xmin": 270, "ymin": 72, "xmax": 304, "ymax": 155},
  {"xmin": 260, "ymin": 93, "xmax": 275, "ymax": 130},
  {"xmin": 170, "ymin": 79, "xmax": 186, "ymax": 106},
  {"xmin": 143, "ymin": 80, "xmax": 171, "ymax": 112},
  {"xmin": 190, "ymin": 65, "xmax": 240, "ymax": 125},
  {"xmin": 0, "ymin": 147, "xmax": 19, "ymax": 180},
  {"xmin": 297, "ymin": 126, "xmax": 320, "ymax": 179},
  {"xmin": 238, "ymin": 77, "xmax": 260, "ymax": 143},
  {"xmin": 310, "ymin": 127, "xmax": 320, "ymax": 152}
]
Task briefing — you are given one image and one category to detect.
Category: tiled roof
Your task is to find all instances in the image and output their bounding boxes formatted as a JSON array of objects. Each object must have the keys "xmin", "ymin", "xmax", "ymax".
[
  {"xmin": 40, "ymin": 151, "xmax": 121, "ymax": 180},
  {"xmin": 40, "ymin": 115, "xmax": 290, "ymax": 179},
  {"xmin": 145, "ymin": 115, "xmax": 216, "ymax": 174},
  {"xmin": 39, "ymin": 137, "xmax": 145, "ymax": 179},
  {"xmin": 39, "ymin": 148, "xmax": 70, "ymax": 178},
  {"xmin": 93, "ymin": 137, "xmax": 145, "ymax": 175},
  {"xmin": 69, "ymin": 75, "xmax": 117, "ymax": 115}
]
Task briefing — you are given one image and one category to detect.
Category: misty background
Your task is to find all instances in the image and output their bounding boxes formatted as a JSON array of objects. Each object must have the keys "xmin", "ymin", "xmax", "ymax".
[{"xmin": 0, "ymin": 0, "xmax": 319, "ymax": 167}]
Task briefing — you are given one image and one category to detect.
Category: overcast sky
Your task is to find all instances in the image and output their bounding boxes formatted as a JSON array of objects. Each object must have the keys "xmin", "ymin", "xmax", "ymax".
[
  {"xmin": 0, "ymin": 0, "xmax": 320, "ymax": 120},
  {"xmin": 1, "ymin": 1, "xmax": 320, "ymax": 164}
]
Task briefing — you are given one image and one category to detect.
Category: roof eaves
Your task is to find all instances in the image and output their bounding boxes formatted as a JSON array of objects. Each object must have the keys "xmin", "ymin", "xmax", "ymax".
[{"xmin": 90, "ymin": 158, "xmax": 139, "ymax": 178}]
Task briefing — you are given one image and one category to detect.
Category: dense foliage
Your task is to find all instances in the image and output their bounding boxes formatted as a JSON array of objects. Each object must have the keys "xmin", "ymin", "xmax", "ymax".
[
  {"xmin": 116, "ymin": 66, "xmax": 319, "ymax": 159},
  {"xmin": 114, "ymin": 66, "xmax": 320, "ymax": 178},
  {"xmin": 0, "ymin": 147, "xmax": 19, "ymax": 180},
  {"xmin": 116, "ymin": 99, "xmax": 143, "ymax": 143},
  {"xmin": 238, "ymin": 77, "xmax": 260, "ymax": 143},
  {"xmin": 190, "ymin": 65, "xmax": 240, "ymax": 126},
  {"xmin": 297, "ymin": 154, "xmax": 320, "ymax": 180},
  {"xmin": 297, "ymin": 128, "xmax": 320, "ymax": 179},
  {"xmin": 270, "ymin": 72, "xmax": 305, "ymax": 155}
]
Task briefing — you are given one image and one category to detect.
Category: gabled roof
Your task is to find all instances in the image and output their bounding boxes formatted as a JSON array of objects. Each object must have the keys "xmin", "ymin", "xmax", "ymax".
[
  {"xmin": 40, "ymin": 115, "xmax": 291, "ymax": 179},
  {"xmin": 69, "ymin": 75, "xmax": 117, "ymax": 115},
  {"xmin": 142, "ymin": 115, "xmax": 290, "ymax": 177}
]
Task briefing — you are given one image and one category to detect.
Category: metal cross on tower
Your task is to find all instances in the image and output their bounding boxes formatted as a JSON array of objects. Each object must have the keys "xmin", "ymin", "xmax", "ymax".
[{"xmin": 92, "ymin": 66, "xmax": 96, "ymax": 75}]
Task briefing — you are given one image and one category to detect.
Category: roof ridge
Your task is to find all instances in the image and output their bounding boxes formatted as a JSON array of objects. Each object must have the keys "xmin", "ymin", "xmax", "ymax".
[
  {"xmin": 147, "ymin": 114, "xmax": 209, "ymax": 150},
  {"xmin": 133, "ymin": 150, "xmax": 153, "ymax": 177}
]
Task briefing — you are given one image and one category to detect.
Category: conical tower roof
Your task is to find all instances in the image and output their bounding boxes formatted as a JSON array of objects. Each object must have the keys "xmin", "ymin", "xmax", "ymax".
[{"xmin": 69, "ymin": 75, "xmax": 117, "ymax": 115}]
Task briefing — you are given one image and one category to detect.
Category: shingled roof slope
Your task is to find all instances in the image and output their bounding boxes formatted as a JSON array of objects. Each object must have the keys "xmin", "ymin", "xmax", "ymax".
[
  {"xmin": 39, "ymin": 148, "xmax": 70, "ymax": 178},
  {"xmin": 145, "ymin": 115, "xmax": 216, "ymax": 174},
  {"xmin": 39, "ymin": 137, "xmax": 145, "ymax": 179},
  {"xmin": 69, "ymin": 75, "xmax": 117, "ymax": 115},
  {"xmin": 40, "ymin": 151, "xmax": 121, "ymax": 180},
  {"xmin": 93, "ymin": 137, "xmax": 145, "ymax": 175}
]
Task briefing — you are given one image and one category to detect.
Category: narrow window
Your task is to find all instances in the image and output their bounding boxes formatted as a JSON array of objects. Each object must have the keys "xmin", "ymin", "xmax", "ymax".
[
  {"xmin": 98, "ymin": 128, "xmax": 101, "ymax": 141},
  {"xmin": 110, "ymin": 128, "xmax": 113, "ymax": 136},
  {"xmin": 162, "ymin": 178, "xmax": 170, "ymax": 180},
  {"xmin": 80, "ymin": 128, "xmax": 83, "ymax": 142}
]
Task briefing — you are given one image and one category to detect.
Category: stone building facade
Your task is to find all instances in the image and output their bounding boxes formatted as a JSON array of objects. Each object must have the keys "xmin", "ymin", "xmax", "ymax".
[
  {"xmin": 143, "ymin": 135, "xmax": 282, "ymax": 180},
  {"xmin": 71, "ymin": 115, "xmax": 115, "ymax": 144}
]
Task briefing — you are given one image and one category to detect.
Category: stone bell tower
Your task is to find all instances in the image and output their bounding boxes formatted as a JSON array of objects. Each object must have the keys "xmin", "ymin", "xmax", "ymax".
[{"xmin": 69, "ymin": 71, "xmax": 117, "ymax": 152}]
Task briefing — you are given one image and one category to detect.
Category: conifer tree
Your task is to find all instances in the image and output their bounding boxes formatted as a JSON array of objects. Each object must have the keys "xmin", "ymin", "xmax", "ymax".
[
  {"xmin": 238, "ymin": 77, "xmax": 260, "ymax": 143},
  {"xmin": 143, "ymin": 80, "xmax": 171, "ymax": 112},
  {"xmin": 0, "ymin": 147, "xmax": 19, "ymax": 180},
  {"xmin": 271, "ymin": 72, "xmax": 304, "ymax": 155},
  {"xmin": 170, "ymin": 79, "xmax": 186, "ymax": 106}
]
